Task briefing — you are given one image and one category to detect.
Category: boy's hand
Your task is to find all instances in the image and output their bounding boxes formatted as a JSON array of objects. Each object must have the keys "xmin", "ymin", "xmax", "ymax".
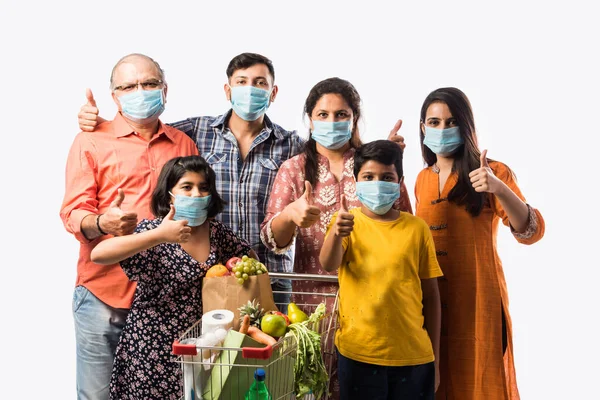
[
  {"xmin": 158, "ymin": 205, "xmax": 192, "ymax": 243},
  {"xmin": 288, "ymin": 180, "xmax": 321, "ymax": 228},
  {"xmin": 334, "ymin": 195, "xmax": 354, "ymax": 237}
]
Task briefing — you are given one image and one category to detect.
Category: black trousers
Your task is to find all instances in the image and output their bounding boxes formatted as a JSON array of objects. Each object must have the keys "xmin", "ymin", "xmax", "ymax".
[{"xmin": 337, "ymin": 348, "xmax": 435, "ymax": 400}]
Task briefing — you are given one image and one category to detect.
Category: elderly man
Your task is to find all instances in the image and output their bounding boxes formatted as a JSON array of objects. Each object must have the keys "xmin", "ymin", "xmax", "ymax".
[{"xmin": 61, "ymin": 53, "xmax": 198, "ymax": 399}]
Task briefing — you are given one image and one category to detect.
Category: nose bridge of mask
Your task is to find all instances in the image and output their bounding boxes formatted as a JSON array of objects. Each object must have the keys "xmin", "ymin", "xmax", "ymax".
[
  {"xmin": 426, "ymin": 126, "xmax": 461, "ymax": 141},
  {"xmin": 231, "ymin": 85, "xmax": 270, "ymax": 101},
  {"xmin": 358, "ymin": 180, "xmax": 399, "ymax": 194},
  {"xmin": 313, "ymin": 120, "xmax": 351, "ymax": 132}
]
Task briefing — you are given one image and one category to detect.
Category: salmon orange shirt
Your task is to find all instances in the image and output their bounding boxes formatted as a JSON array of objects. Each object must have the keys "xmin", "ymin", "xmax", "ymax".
[{"xmin": 60, "ymin": 113, "xmax": 199, "ymax": 308}]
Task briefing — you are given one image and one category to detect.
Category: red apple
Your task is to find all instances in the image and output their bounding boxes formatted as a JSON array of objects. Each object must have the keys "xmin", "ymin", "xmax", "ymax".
[
  {"xmin": 272, "ymin": 311, "xmax": 290, "ymax": 326},
  {"xmin": 225, "ymin": 257, "xmax": 242, "ymax": 272}
]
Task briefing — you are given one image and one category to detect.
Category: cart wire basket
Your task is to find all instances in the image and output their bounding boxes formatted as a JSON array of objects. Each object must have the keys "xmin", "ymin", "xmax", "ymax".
[{"xmin": 172, "ymin": 273, "xmax": 339, "ymax": 400}]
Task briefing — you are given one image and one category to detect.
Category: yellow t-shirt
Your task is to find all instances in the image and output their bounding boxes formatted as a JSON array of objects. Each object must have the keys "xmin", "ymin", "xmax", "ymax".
[{"xmin": 328, "ymin": 208, "xmax": 443, "ymax": 367}]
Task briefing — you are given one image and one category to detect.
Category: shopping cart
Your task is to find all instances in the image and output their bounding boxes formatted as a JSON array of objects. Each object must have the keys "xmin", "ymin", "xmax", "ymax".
[{"xmin": 172, "ymin": 273, "xmax": 339, "ymax": 400}]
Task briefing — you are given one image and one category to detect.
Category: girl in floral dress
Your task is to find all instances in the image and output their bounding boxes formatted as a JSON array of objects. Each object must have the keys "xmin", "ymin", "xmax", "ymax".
[{"xmin": 92, "ymin": 155, "xmax": 254, "ymax": 400}]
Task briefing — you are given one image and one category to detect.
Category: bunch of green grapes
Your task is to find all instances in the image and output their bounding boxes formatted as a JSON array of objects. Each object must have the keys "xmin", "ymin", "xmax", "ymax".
[{"xmin": 231, "ymin": 255, "xmax": 268, "ymax": 285}]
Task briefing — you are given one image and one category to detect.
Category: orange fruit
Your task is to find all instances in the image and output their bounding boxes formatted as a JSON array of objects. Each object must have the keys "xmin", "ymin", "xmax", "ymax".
[{"xmin": 206, "ymin": 264, "xmax": 229, "ymax": 278}]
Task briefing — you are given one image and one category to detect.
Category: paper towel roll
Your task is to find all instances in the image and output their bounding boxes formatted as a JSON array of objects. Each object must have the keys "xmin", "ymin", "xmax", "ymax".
[{"xmin": 201, "ymin": 309, "xmax": 234, "ymax": 335}]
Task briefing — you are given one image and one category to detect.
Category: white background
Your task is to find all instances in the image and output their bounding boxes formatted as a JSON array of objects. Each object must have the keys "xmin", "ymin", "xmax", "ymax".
[{"xmin": 1, "ymin": 1, "xmax": 598, "ymax": 398}]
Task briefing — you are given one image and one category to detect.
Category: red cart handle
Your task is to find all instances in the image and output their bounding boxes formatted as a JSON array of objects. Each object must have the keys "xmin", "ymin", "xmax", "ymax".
[
  {"xmin": 242, "ymin": 345, "xmax": 273, "ymax": 360},
  {"xmin": 172, "ymin": 341, "xmax": 274, "ymax": 359},
  {"xmin": 172, "ymin": 340, "xmax": 198, "ymax": 356}
]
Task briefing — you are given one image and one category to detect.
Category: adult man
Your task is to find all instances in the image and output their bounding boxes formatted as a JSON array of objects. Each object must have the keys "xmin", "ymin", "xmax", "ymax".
[
  {"xmin": 78, "ymin": 53, "xmax": 303, "ymax": 302},
  {"xmin": 62, "ymin": 53, "xmax": 198, "ymax": 399}
]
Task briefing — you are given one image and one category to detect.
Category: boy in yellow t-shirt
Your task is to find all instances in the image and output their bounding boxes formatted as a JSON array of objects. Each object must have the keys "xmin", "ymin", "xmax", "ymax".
[{"xmin": 320, "ymin": 140, "xmax": 443, "ymax": 400}]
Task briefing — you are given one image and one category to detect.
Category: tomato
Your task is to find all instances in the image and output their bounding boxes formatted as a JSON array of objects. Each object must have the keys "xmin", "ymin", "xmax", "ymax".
[
  {"xmin": 225, "ymin": 257, "xmax": 242, "ymax": 272},
  {"xmin": 273, "ymin": 311, "xmax": 290, "ymax": 326}
]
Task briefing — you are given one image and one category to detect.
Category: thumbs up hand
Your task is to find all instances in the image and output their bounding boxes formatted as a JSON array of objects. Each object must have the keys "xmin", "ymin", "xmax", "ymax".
[
  {"xmin": 78, "ymin": 88, "xmax": 102, "ymax": 132},
  {"xmin": 100, "ymin": 188, "xmax": 139, "ymax": 236},
  {"xmin": 387, "ymin": 119, "xmax": 406, "ymax": 151},
  {"xmin": 289, "ymin": 181, "xmax": 321, "ymax": 228},
  {"xmin": 334, "ymin": 195, "xmax": 354, "ymax": 237},
  {"xmin": 158, "ymin": 204, "xmax": 192, "ymax": 243},
  {"xmin": 469, "ymin": 149, "xmax": 502, "ymax": 194}
]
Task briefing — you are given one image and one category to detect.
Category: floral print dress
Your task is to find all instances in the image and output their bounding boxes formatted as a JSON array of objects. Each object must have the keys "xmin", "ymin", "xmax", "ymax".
[{"xmin": 109, "ymin": 218, "xmax": 251, "ymax": 400}]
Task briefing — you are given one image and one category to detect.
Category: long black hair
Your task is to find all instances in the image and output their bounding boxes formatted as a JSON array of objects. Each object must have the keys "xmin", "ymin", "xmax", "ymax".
[
  {"xmin": 303, "ymin": 77, "xmax": 363, "ymax": 187},
  {"xmin": 419, "ymin": 87, "xmax": 485, "ymax": 216},
  {"xmin": 151, "ymin": 155, "xmax": 224, "ymax": 218}
]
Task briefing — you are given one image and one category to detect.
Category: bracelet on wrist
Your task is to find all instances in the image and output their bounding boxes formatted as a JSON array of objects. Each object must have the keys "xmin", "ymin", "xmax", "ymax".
[{"xmin": 96, "ymin": 214, "xmax": 108, "ymax": 236}]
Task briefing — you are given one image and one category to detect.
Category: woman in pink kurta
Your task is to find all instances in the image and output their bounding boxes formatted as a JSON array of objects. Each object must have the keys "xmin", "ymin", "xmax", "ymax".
[{"xmin": 260, "ymin": 77, "xmax": 412, "ymax": 398}]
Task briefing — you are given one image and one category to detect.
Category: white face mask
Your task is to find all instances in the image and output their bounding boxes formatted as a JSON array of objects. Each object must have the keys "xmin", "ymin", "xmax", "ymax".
[
  {"xmin": 423, "ymin": 126, "xmax": 464, "ymax": 156},
  {"xmin": 118, "ymin": 89, "xmax": 165, "ymax": 123},
  {"xmin": 355, "ymin": 181, "xmax": 400, "ymax": 215},
  {"xmin": 311, "ymin": 120, "xmax": 352, "ymax": 150},
  {"xmin": 169, "ymin": 192, "xmax": 211, "ymax": 226},
  {"xmin": 229, "ymin": 85, "xmax": 271, "ymax": 121}
]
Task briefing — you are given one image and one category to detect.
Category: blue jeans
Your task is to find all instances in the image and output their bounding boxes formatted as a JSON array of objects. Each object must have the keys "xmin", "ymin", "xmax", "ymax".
[
  {"xmin": 271, "ymin": 279, "xmax": 292, "ymax": 314},
  {"xmin": 337, "ymin": 349, "xmax": 434, "ymax": 400},
  {"xmin": 72, "ymin": 286, "xmax": 128, "ymax": 400}
]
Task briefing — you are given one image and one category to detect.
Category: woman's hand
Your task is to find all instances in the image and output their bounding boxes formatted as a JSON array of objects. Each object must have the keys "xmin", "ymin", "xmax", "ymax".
[
  {"xmin": 469, "ymin": 149, "xmax": 504, "ymax": 194},
  {"xmin": 287, "ymin": 181, "xmax": 321, "ymax": 228}
]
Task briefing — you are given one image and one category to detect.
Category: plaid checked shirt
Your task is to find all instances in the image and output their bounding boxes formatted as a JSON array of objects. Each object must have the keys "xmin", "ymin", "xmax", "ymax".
[{"xmin": 170, "ymin": 110, "xmax": 304, "ymax": 277}]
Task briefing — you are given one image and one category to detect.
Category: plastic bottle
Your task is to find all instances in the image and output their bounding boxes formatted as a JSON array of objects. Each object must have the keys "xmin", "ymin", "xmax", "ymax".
[{"xmin": 245, "ymin": 368, "xmax": 272, "ymax": 400}]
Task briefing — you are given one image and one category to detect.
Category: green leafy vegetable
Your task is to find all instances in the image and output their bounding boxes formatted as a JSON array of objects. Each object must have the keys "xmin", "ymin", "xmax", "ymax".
[{"xmin": 284, "ymin": 303, "xmax": 329, "ymax": 398}]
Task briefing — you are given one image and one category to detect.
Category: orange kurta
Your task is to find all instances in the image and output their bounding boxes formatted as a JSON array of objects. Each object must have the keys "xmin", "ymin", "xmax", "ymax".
[{"xmin": 415, "ymin": 161, "xmax": 544, "ymax": 400}]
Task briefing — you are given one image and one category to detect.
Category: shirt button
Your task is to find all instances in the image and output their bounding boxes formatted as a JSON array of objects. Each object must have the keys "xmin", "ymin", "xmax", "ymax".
[
  {"xmin": 240, "ymin": 178, "xmax": 244, "ymax": 183},
  {"xmin": 239, "ymin": 202, "xmax": 243, "ymax": 208}
]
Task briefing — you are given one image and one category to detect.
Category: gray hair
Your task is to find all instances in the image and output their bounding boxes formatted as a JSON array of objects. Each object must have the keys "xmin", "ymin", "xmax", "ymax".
[{"xmin": 109, "ymin": 53, "xmax": 166, "ymax": 90}]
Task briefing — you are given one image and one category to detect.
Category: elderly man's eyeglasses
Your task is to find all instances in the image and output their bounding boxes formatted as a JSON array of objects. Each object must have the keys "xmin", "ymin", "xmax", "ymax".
[{"xmin": 113, "ymin": 80, "xmax": 164, "ymax": 93}]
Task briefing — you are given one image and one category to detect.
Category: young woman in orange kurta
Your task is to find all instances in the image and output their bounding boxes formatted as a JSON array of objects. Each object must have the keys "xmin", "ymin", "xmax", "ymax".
[{"xmin": 414, "ymin": 87, "xmax": 544, "ymax": 400}]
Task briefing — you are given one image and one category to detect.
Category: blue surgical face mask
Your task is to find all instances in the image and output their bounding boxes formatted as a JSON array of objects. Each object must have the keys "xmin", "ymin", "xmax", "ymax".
[
  {"xmin": 311, "ymin": 120, "xmax": 352, "ymax": 150},
  {"xmin": 355, "ymin": 181, "xmax": 400, "ymax": 215},
  {"xmin": 229, "ymin": 86, "xmax": 271, "ymax": 121},
  {"xmin": 423, "ymin": 126, "xmax": 464, "ymax": 156},
  {"xmin": 169, "ymin": 192, "xmax": 211, "ymax": 227},
  {"xmin": 118, "ymin": 89, "xmax": 165, "ymax": 124}
]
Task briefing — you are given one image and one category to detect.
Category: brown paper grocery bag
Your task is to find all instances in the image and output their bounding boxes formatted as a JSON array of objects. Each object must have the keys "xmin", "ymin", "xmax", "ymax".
[{"xmin": 201, "ymin": 274, "xmax": 278, "ymax": 330}]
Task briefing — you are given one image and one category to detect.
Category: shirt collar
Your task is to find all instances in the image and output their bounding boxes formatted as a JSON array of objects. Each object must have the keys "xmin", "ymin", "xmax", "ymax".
[
  {"xmin": 112, "ymin": 112, "xmax": 173, "ymax": 142},
  {"xmin": 211, "ymin": 109, "xmax": 282, "ymax": 140}
]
